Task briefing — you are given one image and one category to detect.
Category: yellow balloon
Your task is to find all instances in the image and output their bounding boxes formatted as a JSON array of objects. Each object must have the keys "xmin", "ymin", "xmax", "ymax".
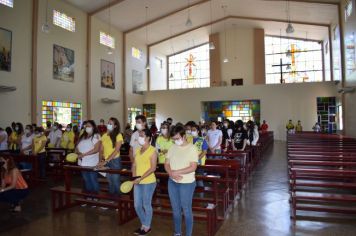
[
  {"xmin": 120, "ymin": 181, "xmax": 134, "ymax": 194},
  {"xmin": 66, "ymin": 153, "xmax": 78, "ymax": 163}
]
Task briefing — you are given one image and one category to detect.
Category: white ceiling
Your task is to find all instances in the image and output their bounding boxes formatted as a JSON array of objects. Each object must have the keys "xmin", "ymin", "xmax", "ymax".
[{"xmin": 64, "ymin": 0, "xmax": 339, "ymax": 55}]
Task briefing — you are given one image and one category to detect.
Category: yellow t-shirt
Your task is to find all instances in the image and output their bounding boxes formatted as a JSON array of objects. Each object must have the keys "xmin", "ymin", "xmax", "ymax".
[
  {"xmin": 166, "ymin": 143, "xmax": 199, "ymax": 183},
  {"xmin": 33, "ymin": 135, "xmax": 47, "ymax": 154},
  {"xmin": 135, "ymin": 146, "xmax": 156, "ymax": 184},
  {"xmin": 60, "ymin": 131, "xmax": 75, "ymax": 149},
  {"xmin": 101, "ymin": 133, "xmax": 123, "ymax": 160},
  {"xmin": 186, "ymin": 134, "xmax": 194, "ymax": 144},
  {"xmin": 295, "ymin": 124, "xmax": 303, "ymax": 132},
  {"xmin": 155, "ymin": 135, "xmax": 174, "ymax": 164},
  {"xmin": 9, "ymin": 132, "xmax": 19, "ymax": 150}
]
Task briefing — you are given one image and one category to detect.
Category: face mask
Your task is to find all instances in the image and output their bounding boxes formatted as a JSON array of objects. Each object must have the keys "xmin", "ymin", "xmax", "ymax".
[
  {"xmin": 224, "ymin": 123, "xmax": 228, "ymax": 128},
  {"xmin": 186, "ymin": 130, "xmax": 192, "ymax": 135},
  {"xmin": 138, "ymin": 137, "xmax": 146, "ymax": 146},
  {"xmin": 175, "ymin": 138, "xmax": 184, "ymax": 146},
  {"xmin": 191, "ymin": 131, "xmax": 198, "ymax": 137},
  {"xmin": 161, "ymin": 128, "xmax": 168, "ymax": 135},
  {"xmin": 85, "ymin": 127, "xmax": 93, "ymax": 134},
  {"xmin": 24, "ymin": 129, "xmax": 30, "ymax": 134},
  {"xmin": 53, "ymin": 126, "xmax": 58, "ymax": 130},
  {"xmin": 35, "ymin": 133, "xmax": 41, "ymax": 137},
  {"xmin": 66, "ymin": 128, "xmax": 71, "ymax": 132},
  {"xmin": 15, "ymin": 126, "xmax": 19, "ymax": 131},
  {"xmin": 107, "ymin": 124, "xmax": 113, "ymax": 131},
  {"xmin": 136, "ymin": 123, "xmax": 143, "ymax": 131}
]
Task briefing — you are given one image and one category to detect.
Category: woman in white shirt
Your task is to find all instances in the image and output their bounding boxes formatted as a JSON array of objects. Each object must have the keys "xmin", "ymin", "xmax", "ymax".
[
  {"xmin": 0, "ymin": 127, "xmax": 8, "ymax": 151},
  {"xmin": 20, "ymin": 125, "xmax": 35, "ymax": 155},
  {"xmin": 76, "ymin": 120, "xmax": 101, "ymax": 201},
  {"xmin": 206, "ymin": 121, "xmax": 223, "ymax": 154}
]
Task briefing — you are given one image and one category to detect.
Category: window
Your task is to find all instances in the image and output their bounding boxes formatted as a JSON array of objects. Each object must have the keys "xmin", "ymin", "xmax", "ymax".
[
  {"xmin": 265, "ymin": 36, "xmax": 323, "ymax": 84},
  {"xmin": 0, "ymin": 0, "xmax": 13, "ymax": 8},
  {"xmin": 132, "ymin": 47, "xmax": 143, "ymax": 60},
  {"xmin": 143, "ymin": 104, "xmax": 156, "ymax": 126},
  {"xmin": 168, "ymin": 43, "xmax": 210, "ymax": 90},
  {"xmin": 202, "ymin": 100, "xmax": 260, "ymax": 123},
  {"xmin": 100, "ymin": 31, "xmax": 115, "ymax": 49},
  {"xmin": 345, "ymin": 0, "xmax": 353, "ymax": 22},
  {"xmin": 53, "ymin": 10, "xmax": 76, "ymax": 32},
  {"xmin": 42, "ymin": 101, "xmax": 82, "ymax": 128}
]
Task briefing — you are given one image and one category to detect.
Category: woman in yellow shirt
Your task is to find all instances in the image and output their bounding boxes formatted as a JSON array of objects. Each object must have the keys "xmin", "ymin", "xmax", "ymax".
[
  {"xmin": 32, "ymin": 127, "xmax": 47, "ymax": 179},
  {"xmin": 165, "ymin": 125, "xmax": 198, "ymax": 236},
  {"xmin": 9, "ymin": 123, "xmax": 23, "ymax": 152},
  {"xmin": 98, "ymin": 117, "xmax": 123, "ymax": 196},
  {"xmin": 132, "ymin": 129, "xmax": 157, "ymax": 236},
  {"xmin": 155, "ymin": 123, "xmax": 173, "ymax": 166},
  {"xmin": 60, "ymin": 124, "xmax": 75, "ymax": 150}
]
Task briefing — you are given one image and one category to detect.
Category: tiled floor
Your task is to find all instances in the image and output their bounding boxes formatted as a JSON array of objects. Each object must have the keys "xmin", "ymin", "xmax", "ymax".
[{"xmin": 2, "ymin": 141, "xmax": 356, "ymax": 236}]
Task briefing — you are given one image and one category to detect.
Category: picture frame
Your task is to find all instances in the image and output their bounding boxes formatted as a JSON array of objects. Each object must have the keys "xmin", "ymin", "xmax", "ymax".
[
  {"xmin": 101, "ymin": 59, "xmax": 115, "ymax": 89},
  {"xmin": 0, "ymin": 27, "xmax": 12, "ymax": 72}
]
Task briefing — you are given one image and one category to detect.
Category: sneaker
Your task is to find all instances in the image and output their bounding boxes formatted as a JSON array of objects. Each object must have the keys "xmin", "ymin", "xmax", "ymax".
[
  {"xmin": 139, "ymin": 229, "xmax": 151, "ymax": 236},
  {"xmin": 133, "ymin": 228, "xmax": 142, "ymax": 235},
  {"xmin": 81, "ymin": 203, "xmax": 87, "ymax": 207},
  {"xmin": 91, "ymin": 198, "xmax": 98, "ymax": 208},
  {"xmin": 100, "ymin": 207, "xmax": 109, "ymax": 210}
]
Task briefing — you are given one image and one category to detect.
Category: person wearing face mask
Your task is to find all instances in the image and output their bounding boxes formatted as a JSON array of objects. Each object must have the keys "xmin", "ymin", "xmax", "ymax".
[
  {"xmin": 246, "ymin": 120, "xmax": 259, "ymax": 146},
  {"xmin": 99, "ymin": 117, "xmax": 123, "ymax": 198},
  {"xmin": 0, "ymin": 156, "xmax": 29, "ymax": 212},
  {"xmin": 206, "ymin": 121, "xmax": 223, "ymax": 155},
  {"xmin": 97, "ymin": 119, "xmax": 107, "ymax": 136},
  {"xmin": 20, "ymin": 125, "xmax": 35, "ymax": 155},
  {"xmin": 48, "ymin": 122, "xmax": 62, "ymax": 148},
  {"xmin": 156, "ymin": 123, "xmax": 174, "ymax": 167},
  {"xmin": 129, "ymin": 115, "xmax": 148, "ymax": 163},
  {"xmin": 232, "ymin": 120, "xmax": 248, "ymax": 151},
  {"xmin": 76, "ymin": 120, "xmax": 101, "ymax": 206},
  {"xmin": 131, "ymin": 129, "xmax": 157, "ymax": 236},
  {"xmin": 0, "ymin": 127, "xmax": 8, "ymax": 151},
  {"xmin": 166, "ymin": 117, "xmax": 173, "ymax": 126},
  {"xmin": 9, "ymin": 122, "xmax": 24, "ymax": 153},
  {"xmin": 60, "ymin": 124, "xmax": 75, "ymax": 150},
  {"xmin": 165, "ymin": 125, "xmax": 199, "ymax": 236},
  {"xmin": 32, "ymin": 127, "xmax": 47, "ymax": 179},
  {"xmin": 221, "ymin": 120, "xmax": 230, "ymax": 151},
  {"xmin": 184, "ymin": 121, "xmax": 196, "ymax": 144}
]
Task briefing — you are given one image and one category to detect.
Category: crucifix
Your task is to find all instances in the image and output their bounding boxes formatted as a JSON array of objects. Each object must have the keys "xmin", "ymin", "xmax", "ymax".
[{"xmin": 272, "ymin": 58, "xmax": 291, "ymax": 84}]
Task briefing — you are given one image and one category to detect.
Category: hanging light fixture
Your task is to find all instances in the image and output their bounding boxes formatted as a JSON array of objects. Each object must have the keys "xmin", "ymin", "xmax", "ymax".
[
  {"xmin": 169, "ymin": 26, "xmax": 175, "ymax": 79},
  {"xmin": 185, "ymin": 0, "xmax": 193, "ymax": 27},
  {"xmin": 285, "ymin": 0, "xmax": 294, "ymax": 34},
  {"xmin": 145, "ymin": 6, "xmax": 150, "ymax": 70},
  {"xmin": 107, "ymin": 0, "xmax": 114, "ymax": 55},
  {"xmin": 209, "ymin": 0, "xmax": 215, "ymax": 50},
  {"xmin": 42, "ymin": 0, "xmax": 50, "ymax": 33},
  {"xmin": 222, "ymin": 5, "xmax": 228, "ymax": 63}
]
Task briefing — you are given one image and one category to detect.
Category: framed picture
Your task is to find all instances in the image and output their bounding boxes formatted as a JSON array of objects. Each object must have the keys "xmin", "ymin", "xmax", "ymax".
[
  {"xmin": 101, "ymin": 59, "xmax": 115, "ymax": 89},
  {"xmin": 53, "ymin": 44, "xmax": 75, "ymax": 82},
  {"xmin": 132, "ymin": 69, "xmax": 143, "ymax": 95},
  {"xmin": 0, "ymin": 27, "xmax": 12, "ymax": 72}
]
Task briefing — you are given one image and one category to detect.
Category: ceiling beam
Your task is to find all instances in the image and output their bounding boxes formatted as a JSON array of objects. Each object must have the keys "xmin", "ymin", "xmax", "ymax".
[
  {"xmin": 124, "ymin": 0, "xmax": 210, "ymax": 34},
  {"xmin": 263, "ymin": 0, "xmax": 339, "ymax": 5},
  {"xmin": 89, "ymin": 0, "xmax": 126, "ymax": 16},
  {"xmin": 148, "ymin": 15, "xmax": 330, "ymax": 47}
]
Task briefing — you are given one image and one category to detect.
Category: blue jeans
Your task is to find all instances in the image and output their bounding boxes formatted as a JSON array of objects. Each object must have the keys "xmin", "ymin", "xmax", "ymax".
[
  {"xmin": 134, "ymin": 183, "xmax": 157, "ymax": 228},
  {"xmin": 0, "ymin": 189, "xmax": 29, "ymax": 205},
  {"xmin": 82, "ymin": 171, "xmax": 99, "ymax": 194},
  {"xmin": 168, "ymin": 179, "xmax": 196, "ymax": 236},
  {"xmin": 106, "ymin": 158, "xmax": 121, "ymax": 196}
]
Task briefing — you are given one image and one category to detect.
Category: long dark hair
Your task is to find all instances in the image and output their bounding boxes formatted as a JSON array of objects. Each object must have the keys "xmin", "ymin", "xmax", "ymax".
[
  {"xmin": 80, "ymin": 120, "xmax": 98, "ymax": 141},
  {"xmin": 109, "ymin": 117, "xmax": 121, "ymax": 148},
  {"xmin": 1, "ymin": 156, "xmax": 17, "ymax": 180},
  {"xmin": 15, "ymin": 122, "xmax": 24, "ymax": 135},
  {"xmin": 246, "ymin": 120, "xmax": 255, "ymax": 142}
]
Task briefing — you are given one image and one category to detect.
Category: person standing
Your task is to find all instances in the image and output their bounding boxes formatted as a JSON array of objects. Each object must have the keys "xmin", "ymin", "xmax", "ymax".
[
  {"xmin": 261, "ymin": 120, "xmax": 269, "ymax": 132},
  {"xmin": 132, "ymin": 129, "xmax": 157, "ymax": 236},
  {"xmin": 206, "ymin": 121, "xmax": 223, "ymax": 155},
  {"xmin": 99, "ymin": 117, "xmax": 123, "ymax": 197},
  {"xmin": 0, "ymin": 127, "xmax": 8, "ymax": 151},
  {"xmin": 9, "ymin": 123, "xmax": 23, "ymax": 153},
  {"xmin": 232, "ymin": 120, "xmax": 248, "ymax": 151},
  {"xmin": 48, "ymin": 122, "xmax": 62, "ymax": 148},
  {"xmin": 286, "ymin": 120, "xmax": 295, "ymax": 134},
  {"xmin": 129, "ymin": 115, "xmax": 147, "ymax": 163},
  {"xmin": 32, "ymin": 127, "xmax": 47, "ymax": 179},
  {"xmin": 165, "ymin": 125, "xmax": 198, "ymax": 236},
  {"xmin": 295, "ymin": 120, "xmax": 303, "ymax": 132},
  {"xmin": 97, "ymin": 119, "xmax": 107, "ymax": 136},
  {"xmin": 60, "ymin": 124, "xmax": 75, "ymax": 150},
  {"xmin": 155, "ymin": 123, "xmax": 173, "ymax": 168}
]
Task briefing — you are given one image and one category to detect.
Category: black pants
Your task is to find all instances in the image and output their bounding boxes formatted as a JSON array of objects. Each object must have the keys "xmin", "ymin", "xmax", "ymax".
[{"xmin": 0, "ymin": 189, "xmax": 29, "ymax": 206}]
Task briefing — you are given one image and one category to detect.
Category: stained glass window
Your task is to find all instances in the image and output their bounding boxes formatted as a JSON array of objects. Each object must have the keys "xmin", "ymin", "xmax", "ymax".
[
  {"xmin": 100, "ymin": 31, "xmax": 115, "ymax": 49},
  {"xmin": 132, "ymin": 47, "xmax": 143, "ymax": 60},
  {"xmin": 53, "ymin": 10, "xmax": 76, "ymax": 32},
  {"xmin": 0, "ymin": 0, "xmax": 13, "ymax": 8},
  {"xmin": 345, "ymin": 0, "xmax": 353, "ymax": 22},
  {"xmin": 42, "ymin": 100, "xmax": 82, "ymax": 128},
  {"xmin": 202, "ymin": 100, "xmax": 260, "ymax": 123},
  {"xmin": 168, "ymin": 43, "xmax": 210, "ymax": 90},
  {"xmin": 143, "ymin": 104, "xmax": 156, "ymax": 126},
  {"xmin": 265, "ymin": 36, "xmax": 323, "ymax": 84},
  {"xmin": 128, "ymin": 107, "xmax": 142, "ymax": 129}
]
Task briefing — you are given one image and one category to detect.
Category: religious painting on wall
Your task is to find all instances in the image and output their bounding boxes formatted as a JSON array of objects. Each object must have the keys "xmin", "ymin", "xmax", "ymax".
[
  {"xmin": 101, "ymin": 59, "xmax": 115, "ymax": 89},
  {"xmin": 132, "ymin": 69, "xmax": 144, "ymax": 95},
  {"xmin": 0, "ymin": 27, "xmax": 12, "ymax": 72},
  {"xmin": 53, "ymin": 44, "xmax": 74, "ymax": 82},
  {"xmin": 345, "ymin": 32, "xmax": 356, "ymax": 77}
]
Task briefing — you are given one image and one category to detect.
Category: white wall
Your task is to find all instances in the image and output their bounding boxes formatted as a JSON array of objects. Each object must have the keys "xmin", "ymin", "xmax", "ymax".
[
  {"xmin": 0, "ymin": 1, "xmax": 32, "ymax": 127},
  {"xmin": 144, "ymin": 82, "xmax": 338, "ymax": 140},
  {"xmin": 219, "ymin": 28, "xmax": 254, "ymax": 86},
  {"xmin": 90, "ymin": 16, "xmax": 123, "ymax": 125},
  {"xmin": 36, "ymin": 0, "xmax": 87, "ymax": 124},
  {"xmin": 125, "ymin": 34, "xmax": 147, "ymax": 108},
  {"xmin": 149, "ymin": 46, "xmax": 167, "ymax": 91},
  {"xmin": 323, "ymin": 38, "xmax": 331, "ymax": 81}
]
